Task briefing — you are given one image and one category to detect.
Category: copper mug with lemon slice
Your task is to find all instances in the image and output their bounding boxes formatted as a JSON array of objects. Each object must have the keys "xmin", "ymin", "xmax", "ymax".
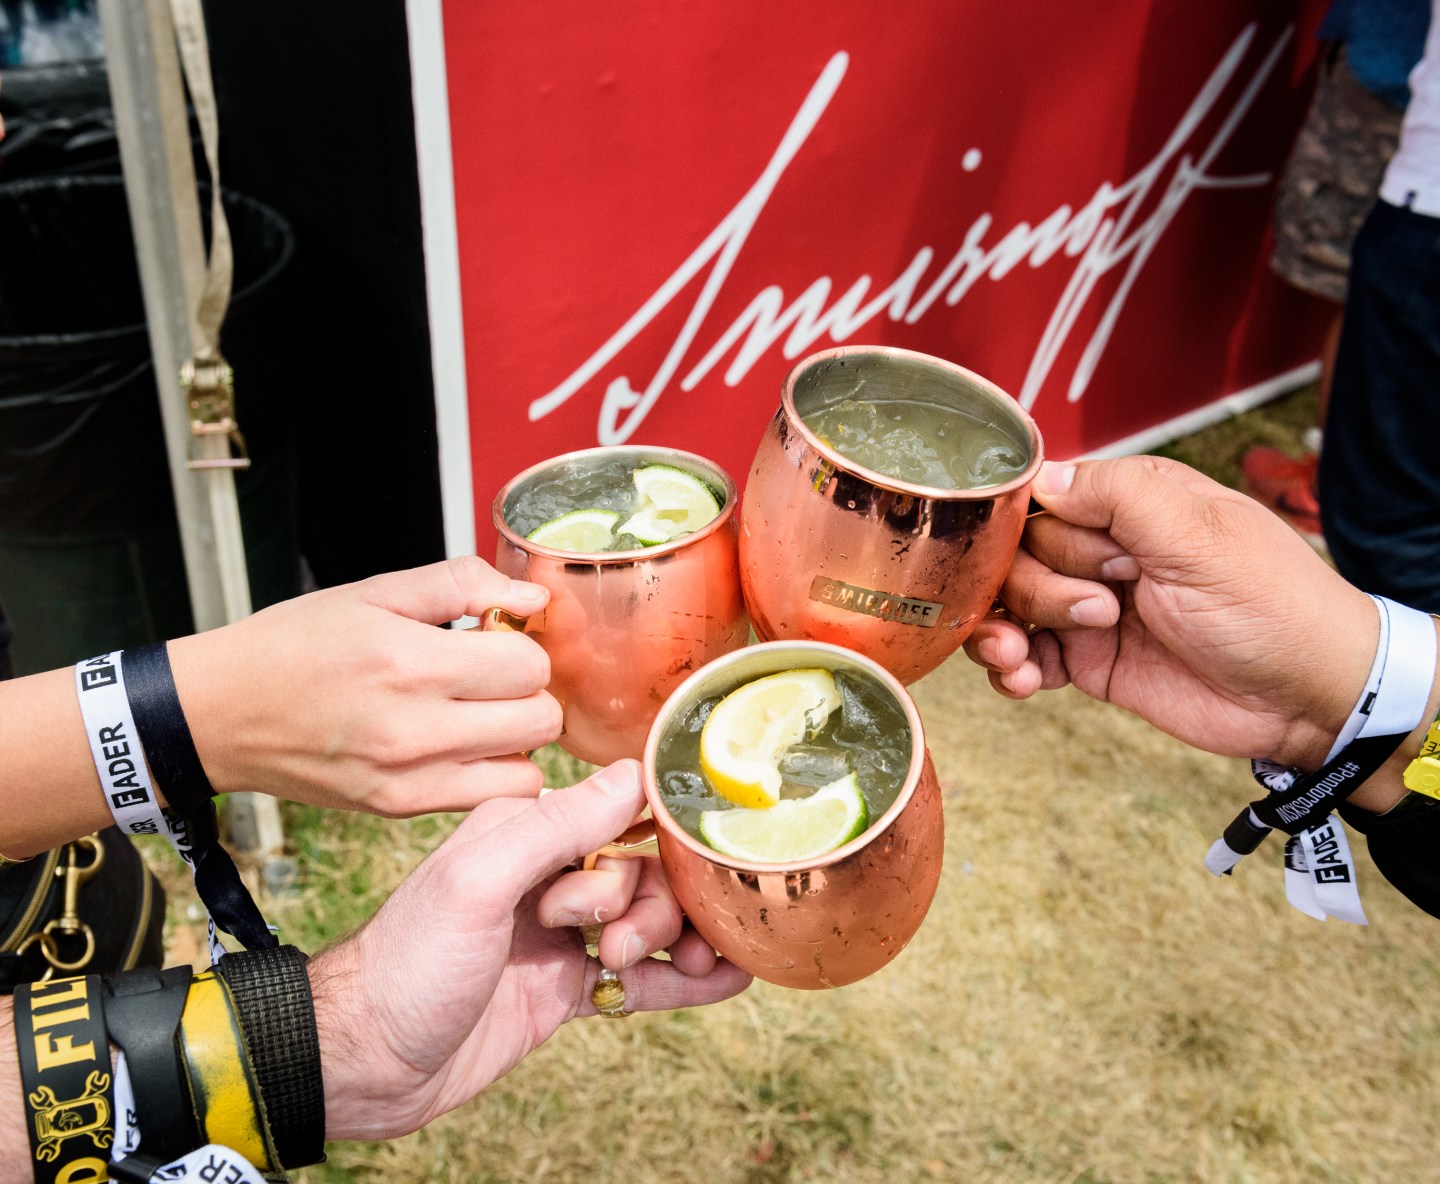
[
  {"xmin": 599, "ymin": 639, "xmax": 943, "ymax": 989},
  {"xmin": 490, "ymin": 446, "xmax": 749, "ymax": 766}
]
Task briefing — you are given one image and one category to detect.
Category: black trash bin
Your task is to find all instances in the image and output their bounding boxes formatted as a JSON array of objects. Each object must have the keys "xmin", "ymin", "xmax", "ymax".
[{"xmin": 0, "ymin": 174, "xmax": 302, "ymax": 675}]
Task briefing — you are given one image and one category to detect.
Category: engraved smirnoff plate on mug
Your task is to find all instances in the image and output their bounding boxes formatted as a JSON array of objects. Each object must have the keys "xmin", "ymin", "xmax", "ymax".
[{"xmin": 739, "ymin": 346, "xmax": 1043, "ymax": 684}]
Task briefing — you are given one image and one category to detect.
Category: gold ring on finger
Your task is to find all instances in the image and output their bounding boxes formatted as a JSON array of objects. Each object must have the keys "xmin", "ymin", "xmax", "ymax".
[{"xmin": 592, "ymin": 965, "xmax": 631, "ymax": 1019}]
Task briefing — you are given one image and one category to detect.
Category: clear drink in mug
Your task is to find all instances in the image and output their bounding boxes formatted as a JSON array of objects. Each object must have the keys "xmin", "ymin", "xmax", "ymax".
[
  {"xmin": 802, "ymin": 395, "xmax": 1029, "ymax": 491},
  {"xmin": 504, "ymin": 451, "xmax": 725, "ymax": 553},
  {"xmin": 654, "ymin": 661, "xmax": 912, "ymax": 862}
]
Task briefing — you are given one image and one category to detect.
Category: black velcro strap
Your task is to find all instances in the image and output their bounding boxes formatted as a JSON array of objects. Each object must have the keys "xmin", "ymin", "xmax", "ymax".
[
  {"xmin": 122, "ymin": 643, "xmax": 216, "ymax": 822},
  {"xmin": 217, "ymin": 946, "xmax": 326, "ymax": 1168},
  {"xmin": 14, "ymin": 975, "xmax": 114, "ymax": 1184},
  {"xmin": 101, "ymin": 965, "xmax": 198, "ymax": 1165}
]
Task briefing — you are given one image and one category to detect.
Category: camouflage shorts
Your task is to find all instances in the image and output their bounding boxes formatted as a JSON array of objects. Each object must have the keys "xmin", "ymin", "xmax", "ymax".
[{"xmin": 1271, "ymin": 50, "xmax": 1404, "ymax": 302}]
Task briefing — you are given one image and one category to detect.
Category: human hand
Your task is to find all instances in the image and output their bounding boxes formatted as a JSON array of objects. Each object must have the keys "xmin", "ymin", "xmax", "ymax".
[
  {"xmin": 964, "ymin": 456, "xmax": 1379, "ymax": 770},
  {"xmin": 310, "ymin": 759, "xmax": 752, "ymax": 1141},
  {"xmin": 169, "ymin": 557, "xmax": 562, "ymax": 815}
]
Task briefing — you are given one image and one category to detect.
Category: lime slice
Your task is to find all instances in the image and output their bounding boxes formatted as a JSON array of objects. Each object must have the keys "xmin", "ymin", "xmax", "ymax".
[
  {"xmin": 698, "ymin": 668, "xmax": 841, "ymax": 809},
  {"xmin": 525, "ymin": 508, "xmax": 619, "ymax": 552},
  {"xmin": 698, "ymin": 773, "xmax": 869, "ymax": 862},
  {"xmin": 616, "ymin": 464, "xmax": 722, "ymax": 545}
]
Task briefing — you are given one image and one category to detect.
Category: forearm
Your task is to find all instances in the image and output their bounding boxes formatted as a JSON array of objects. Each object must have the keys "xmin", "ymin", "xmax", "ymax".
[{"xmin": 0, "ymin": 669, "xmax": 115, "ymax": 858}]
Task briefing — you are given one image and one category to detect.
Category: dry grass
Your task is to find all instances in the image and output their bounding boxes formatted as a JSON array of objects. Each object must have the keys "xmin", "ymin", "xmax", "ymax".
[{"xmin": 153, "ymin": 386, "xmax": 1440, "ymax": 1183}]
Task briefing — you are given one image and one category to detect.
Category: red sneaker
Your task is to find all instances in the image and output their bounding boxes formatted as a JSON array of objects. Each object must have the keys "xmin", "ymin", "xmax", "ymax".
[{"xmin": 1240, "ymin": 447, "xmax": 1322, "ymax": 540}]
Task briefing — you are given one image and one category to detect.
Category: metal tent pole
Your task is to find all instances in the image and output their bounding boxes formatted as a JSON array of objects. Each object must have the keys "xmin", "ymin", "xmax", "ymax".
[{"xmin": 96, "ymin": 0, "xmax": 285, "ymax": 864}]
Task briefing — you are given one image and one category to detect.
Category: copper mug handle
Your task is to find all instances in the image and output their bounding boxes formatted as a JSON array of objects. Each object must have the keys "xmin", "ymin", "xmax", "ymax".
[
  {"xmin": 484, "ymin": 608, "xmax": 660, "ymax": 866},
  {"xmin": 480, "ymin": 607, "xmax": 529, "ymax": 634},
  {"xmin": 582, "ymin": 818, "xmax": 660, "ymax": 869},
  {"xmin": 476, "ymin": 607, "xmax": 542, "ymax": 757}
]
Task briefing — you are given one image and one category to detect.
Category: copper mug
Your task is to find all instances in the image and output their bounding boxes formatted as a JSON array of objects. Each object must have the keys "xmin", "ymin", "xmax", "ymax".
[
  {"xmin": 740, "ymin": 345, "xmax": 1043, "ymax": 684},
  {"xmin": 597, "ymin": 639, "xmax": 944, "ymax": 989},
  {"xmin": 490, "ymin": 446, "xmax": 749, "ymax": 766}
]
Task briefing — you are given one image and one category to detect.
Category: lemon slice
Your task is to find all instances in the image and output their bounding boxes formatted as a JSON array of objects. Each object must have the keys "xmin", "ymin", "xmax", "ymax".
[
  {"xmin": 525, "ymin": 508, "xmax": 619, "ymax": 552},
  {"xmin": 698, "ymin": 668, "xmax": 841, "ymax": 808},
  {"xmin": 698, "ymin": 773, "xmax": 868, "ymax": 862},
  {"xmin": 616, "ymin": 464, "xmax": 722, "ymax": 546}
]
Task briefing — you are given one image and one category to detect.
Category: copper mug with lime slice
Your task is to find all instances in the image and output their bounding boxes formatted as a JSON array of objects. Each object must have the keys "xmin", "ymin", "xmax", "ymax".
[
  {"xmin": 597, "ymin": 639, "xmax": 944, "ymax": 989},
  {"xmin": 489, "ymin": 446, "xmax": 749, "ymax": 766}
]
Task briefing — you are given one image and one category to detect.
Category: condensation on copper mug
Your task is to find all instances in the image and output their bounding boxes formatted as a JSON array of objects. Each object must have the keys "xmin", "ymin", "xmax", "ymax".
[{"xmin": 740, "ymin": 346, "xmax": 1043, "ymax": 685}]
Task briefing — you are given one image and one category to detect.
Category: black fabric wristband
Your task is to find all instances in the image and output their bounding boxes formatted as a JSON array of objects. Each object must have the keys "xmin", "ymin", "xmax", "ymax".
[
  {"xmin": 122, "ymin": 642, "xmax": 216, "ymax": 822},
  {"xmin": 216, "ymin": 945, "xmax": 326, "ymax": 1168},
  {"xmin": 189, "ymin": 802, "xmax": 279, "ymax": 953},
  {"xmin": 100, "ymin": 965, "xmax": 199, "ymax": 1166},
  {"xmin": 1248, "ymin": 730, "xmax": 1412, "ymax": 835},
  {"xmin": 14, "ymin": 975, "xmax": 114, "ymax": 1184}
]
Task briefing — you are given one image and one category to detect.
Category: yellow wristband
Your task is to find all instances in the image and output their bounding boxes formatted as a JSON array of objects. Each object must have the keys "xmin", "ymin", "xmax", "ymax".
[
  {"xmin": 1402, "ymin": 709, "xmax": 1440, "ymax": 800},
  {"xmin": 178, "ymin": 970, "xmax": 278, "ymax": 1171}
]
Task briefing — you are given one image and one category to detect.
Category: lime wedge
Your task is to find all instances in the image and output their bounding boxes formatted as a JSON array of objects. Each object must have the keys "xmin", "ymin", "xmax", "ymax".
[
  {"xmin": 698, "ymin": 773, "xmax": 869, "ymax": 862},
  {"xmin": 698, "ymin": 668, "xmax": 841, "ymax": 809},
  {"xmin": 616, "ymin": 464, "xmax": 722, "ymax": 545},
  {"xmin": 525, "ymin": 508, "xmax": 619, "ymax": 552}
]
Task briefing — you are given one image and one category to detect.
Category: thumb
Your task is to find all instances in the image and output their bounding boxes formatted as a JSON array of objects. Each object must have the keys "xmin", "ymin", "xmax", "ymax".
[
  {"xmin": 1030, "ymin": 456, "xmax": 1232, "ymax": 561},
  {"xmin": 450, "ymin": 760, "xmax": 646, "ymax": 913},
  {"xmin": 360, "ymin": 556, "xmax": 550, "ymax": 626}
]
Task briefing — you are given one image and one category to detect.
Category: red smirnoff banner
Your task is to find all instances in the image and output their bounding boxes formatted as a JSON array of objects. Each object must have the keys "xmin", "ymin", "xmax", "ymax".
[{"xmin": 406, "ymin": 1, "xmax": 1326, "ymax": 557}]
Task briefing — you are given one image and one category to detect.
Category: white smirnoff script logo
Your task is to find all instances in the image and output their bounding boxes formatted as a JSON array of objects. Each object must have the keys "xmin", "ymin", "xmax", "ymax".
[{"xmin": 529, "ymin": 23, "xmax": 1292, "ymax": 442}]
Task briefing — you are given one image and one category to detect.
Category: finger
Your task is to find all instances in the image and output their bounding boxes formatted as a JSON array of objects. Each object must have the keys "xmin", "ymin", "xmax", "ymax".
[
  {"xmin": 594, "ymin": 858, "xmax": 685, "ymax": 970},
  {"xmin": 1029, "ymin": 457, "xmax": 1233, "ymax": 560},
  {"xmin": 444, "ymin": 760, "xmax": 648, "ymax": 921},
  {"xmin": 437, "ymin": 691, "xmax": 565, "ymax": 760},
  {"xmin": 578, "ymin": 955, "xmax": 751, "ymax": 1017},
  {"xmin": 441, "ymin": 629, "xmax": 552, "ymax": 701},
  {"xmin": 370, "ymin": 754, "xmax": 545, "ymax": 816},
  {"xmin": 535, "ymin": 859, "xmax": 642, "ymax": 929},
  {"xmin": 998, "ymin": 549, "xmax": 1120, "ymax": 632},
  {"xmin": 992, "ymin": 659, "xmax": 1043, "ymax": 699},
  {"xmin": 667, "ymin": 924, "xmax": 720, "ymax": 977},
  {"xmin": 1022, "ymin": 515, "xmax": 1140, "ymax": 582},
  {"xmin": 358, "ymin": 556, "xmax": 550, "ymax": 627},
  {"xmin": 989, "ymin": 630, "xmax": 1070, "ymax": 699},
  {"xmin": 962, "ymin": 618, "xmax": 1033, "ymax": 673},
  {"xmin": 1032, "ymin": 630, "xmax": 1073, "ymax": 689}
]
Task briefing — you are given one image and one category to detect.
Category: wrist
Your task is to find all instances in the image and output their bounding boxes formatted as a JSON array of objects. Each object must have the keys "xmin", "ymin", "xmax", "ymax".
[
  {"xmin": 1277, "ymin": 590, "xmax": 1386, "ymax": 771},
  {"xmin": 0, "ymin": 1004, "xmax": 29, "ymax": 1184},
  {"xmin": 310, "ymin": 944, "xmax": 383, "ymax": 1143},
  {"xmin": 1350, "ymin": 616, "xmax": 1440, "ymax": 813}
]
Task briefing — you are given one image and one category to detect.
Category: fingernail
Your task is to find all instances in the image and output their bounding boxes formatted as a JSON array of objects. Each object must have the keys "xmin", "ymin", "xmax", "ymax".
[
  {"xmin": 507, "ymin": 579, "xmax": 547, "ymax": 605},
  {"xmin": 1034, "ymin": 461, "xmax": 1076, "ymax": 496},
  {"xmin": 1069, "ymin": 596, "xmax": 1113, "ymax": 627},
  {"xmin": 593, "ymin": 760, "xmax": 640, "ymax": 798},
  {"xmin": 1100, "ymin": 555, "xmax": 1141, "ymax": 581},
  {"xmin": 547, "ymin": 909, "xmax": 584, "ymax": 927},
  {"xmin": 620, "ymin": 934, "xmax": 648, "ymax": 967}
]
